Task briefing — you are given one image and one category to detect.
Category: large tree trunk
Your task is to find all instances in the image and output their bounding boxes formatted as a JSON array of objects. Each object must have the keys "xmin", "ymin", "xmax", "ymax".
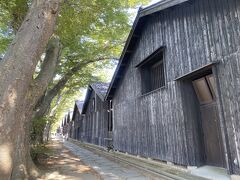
[
  {"xmin": 12, "ymin": 36, "xmax": 62, "ymax": 179},
  {"xmin": 0, "ymin": 1, "xmax": 60, "ymax": 178}
]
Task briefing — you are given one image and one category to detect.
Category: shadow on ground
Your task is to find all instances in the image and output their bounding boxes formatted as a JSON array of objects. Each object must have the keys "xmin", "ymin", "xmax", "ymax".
[{"xmin": 37, "ymin": 141, "xmax": 101, "ymax": 180}]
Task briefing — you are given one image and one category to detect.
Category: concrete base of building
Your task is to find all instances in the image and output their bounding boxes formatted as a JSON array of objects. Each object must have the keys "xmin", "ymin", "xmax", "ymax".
[
  {"xmin": 147, "ymin": 157, "xmax": 153, "ymax": 161},
  {"xmin": 231, "ymin": 175, "xmax": 240, "ymax": 180},
  {"xmin": 69, "ymin": 139, "xmax": 219, "ymax": 180},
  {"xmin": 167, "ymin": 161, "xmax": 174, "ymax": 166},
  {"xmin": 187, "ymin": 166, "xmax": 197, "ymax": 170},
  {"xmin": 191, "ymin": 166, "xmax": 230, "ymax": 180}
]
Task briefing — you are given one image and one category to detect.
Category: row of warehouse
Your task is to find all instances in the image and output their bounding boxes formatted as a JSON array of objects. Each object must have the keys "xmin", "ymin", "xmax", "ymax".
[
  {"xmin": 60, "ymin": 82, "xmax": 111, "ymax": 148},
  {"xmin": 59, "ymin": 0, "xmax": 240, "ymax": 176}
]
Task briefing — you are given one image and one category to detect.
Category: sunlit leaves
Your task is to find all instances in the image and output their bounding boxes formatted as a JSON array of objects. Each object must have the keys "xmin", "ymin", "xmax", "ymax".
[
  {"xmin": 0, "ymin": 0, "xmax": 150, "ymax": 129},
  {"xmin": 0, "ymin": 0, "xmax": 28, "ymax": 54},
  {"xmin": 50, "ymin": 0, "xmax": 150, "ymax": 126}
]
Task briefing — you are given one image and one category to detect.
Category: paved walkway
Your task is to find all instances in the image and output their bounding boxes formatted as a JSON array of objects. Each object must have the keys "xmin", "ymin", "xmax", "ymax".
[
  {"xmin": 63, "ymin": 140, "xmax": 164, "ymax": 180},
  {"xmin": 38, "ymin": 140, "xmax": 101, "ymax": 180}
]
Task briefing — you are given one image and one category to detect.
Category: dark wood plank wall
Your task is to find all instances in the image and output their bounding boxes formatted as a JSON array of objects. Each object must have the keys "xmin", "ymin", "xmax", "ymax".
[
  {"xmin": 67, "ymin": 114, "xmax": 74, "ymax": 138},
  {"xmin": 72, "ymin": 110, "xmax": 82, "ymax": 140},
  {"xmin": 217, "ymin": 49, "xmax": 240, "ymax": 174},
  {"xmin": 80, "ymin": 92, "xmax": 109, "ymax": 147},
  {"xmin": 112, "ymin": 0, "xmax": 240, "ymax": 173}
]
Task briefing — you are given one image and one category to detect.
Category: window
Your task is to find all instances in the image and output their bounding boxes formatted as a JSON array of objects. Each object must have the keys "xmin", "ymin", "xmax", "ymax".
[
  {"xmin": 138, "ymin": 49, "xmax": 165, "ymax": 94},
  {"xmin": 150, "ymin": 61, "xmax": 165, "ymax": 90}
]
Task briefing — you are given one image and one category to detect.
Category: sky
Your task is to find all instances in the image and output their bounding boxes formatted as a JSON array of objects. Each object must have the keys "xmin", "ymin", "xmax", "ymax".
[{"xmin": 147, "ymin": 0, "xmax": 161, "ymax": 6}]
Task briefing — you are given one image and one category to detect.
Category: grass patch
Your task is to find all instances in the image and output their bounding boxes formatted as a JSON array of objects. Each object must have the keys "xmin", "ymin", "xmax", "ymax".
[{"xmin": 31, "ymin": 144, "xmax": 53, "ymax": 165}]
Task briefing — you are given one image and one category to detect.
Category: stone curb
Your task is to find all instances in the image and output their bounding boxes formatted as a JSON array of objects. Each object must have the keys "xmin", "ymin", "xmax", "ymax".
[{"xmin": 68, "ymin": 138, "xmax": 208, "ymax": 180}]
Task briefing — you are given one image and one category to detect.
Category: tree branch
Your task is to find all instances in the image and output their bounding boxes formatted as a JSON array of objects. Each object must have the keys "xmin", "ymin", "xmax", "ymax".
[
  {"xmin": 33, "ymin": 56, "xmax": 118, "ymax": 118},
  {"xmin": 49, "ymin": 56, "xmax": 118, "ymax": 95},
  {"xmin": 29, "ymin": 36, "xmax": 62, "ymax": 102}
]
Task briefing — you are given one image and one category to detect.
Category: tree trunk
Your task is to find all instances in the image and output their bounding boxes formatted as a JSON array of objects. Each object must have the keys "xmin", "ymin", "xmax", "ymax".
[
  {"xmin": 34, "ymin": 85, "xmax": 64, "ymax": 120},
  {"xmin": 33, "ymin": 55, "xmax": 114, "ymax": 121},
  {"xmin": 0, "ymin": 1, "xmax": 60, "ymax": 178},
  {"xmin": 33, "ymin": 61, "xmax": 89, "ymax": 119},
  {"xmin": 13, "ymin": 36, "xmax": 62, "ymax": 179}
]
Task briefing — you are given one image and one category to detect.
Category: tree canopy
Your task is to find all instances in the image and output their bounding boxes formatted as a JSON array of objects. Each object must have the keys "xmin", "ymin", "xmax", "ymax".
[
  {"xmin": 0, "ymin": 0, "xmax": 153, "ymax": 178},
  {"xmin": 0, "ymin": 0, "xmax": 150, "ymax": 136}
]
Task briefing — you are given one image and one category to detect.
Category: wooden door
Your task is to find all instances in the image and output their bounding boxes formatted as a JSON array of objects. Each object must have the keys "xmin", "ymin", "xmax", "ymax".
[{"xmin": 192, "ymin": 74, "xmax": 225, "ymax": 167}]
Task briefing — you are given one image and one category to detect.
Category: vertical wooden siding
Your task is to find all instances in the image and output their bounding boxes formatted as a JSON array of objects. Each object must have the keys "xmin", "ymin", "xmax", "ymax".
[
  {"xmin": 80, "ymin": 92, "xmax": 109, "ymax": 147},
  {"xmin": 112, "ymin": 0, "xmax": 240, "ymax": 173},
  {"xmin": 72, "ymin": 110, "xmax": 82, "ymax": 140}
]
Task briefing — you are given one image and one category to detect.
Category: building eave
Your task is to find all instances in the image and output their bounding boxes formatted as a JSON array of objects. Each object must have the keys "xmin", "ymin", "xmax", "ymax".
[
  {"xmin": 81, "ymin": 86, "xmax": 93, "ymax": 114},
  {"xmin": 105, "ymin": 10, "xmax": 142, "ymax": 100},
  {"xmin": 105, "ymin": 0, "xmax": 190, "ymax": 101},
  {"xmin": 140, "ymin": 0, "xmax": 189, "ymax": 17}
]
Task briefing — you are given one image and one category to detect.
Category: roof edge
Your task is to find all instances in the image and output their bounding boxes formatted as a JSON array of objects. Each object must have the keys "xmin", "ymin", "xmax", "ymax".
[
  {"xmin": 140, "ymin": 0, "xmax": 189, "ymax": 17},
  {"xmin": 105, "ymin": 10, "xmax": 142, "ymax": 100},
  {"xmin": 81, "ymin": 86, "xmax": 93, "ymax": 114},
  {"xmin": 90, "ymin": 84, "xmax": 105, "ymax": 101},
  {"xmin": 105, "ymin": 0, "xmax": 190, "ymax": 100}
]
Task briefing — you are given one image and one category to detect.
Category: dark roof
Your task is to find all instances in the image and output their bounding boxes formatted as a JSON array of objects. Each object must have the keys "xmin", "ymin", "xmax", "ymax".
[
  {"xmin": 140, "ymin": 0, "xmax": 189, "ymax": 17},
  {"xmin": 71, "ymin": 100, "xmax": 84, "ymax": 121},
  {"xmin": 82, "ymin": 82, "xmax": 109, "ymax": 114},
  {"xmin": 75, "ymin": 100, "xmax": 84, "ymax": 114},
  {"xmin": 91, "ymin": 82, "xmax": 109, "ymax": 101},
  {"xmin": 105, "ymin": 0, "xmax": 189, "ymax": 100}
]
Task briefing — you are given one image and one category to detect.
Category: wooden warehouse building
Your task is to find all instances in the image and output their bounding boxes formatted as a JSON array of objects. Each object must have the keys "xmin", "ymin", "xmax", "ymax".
[
  {"xmin": 71, "ymin": 100, "xmax": 84, "ymax": 140},
  {"xmin": 66, "ymin": 111, "xmax": 74, "ymax": 138},
  {"xmin": 74, "ymin": 82, "xmax": 112, "ymax": 147},
  {"xmin": 61, "ymin": 111, "xmax": 73, "ymax": 139},
  {"xmin": 105, "ymin": 0, "xmax": 240, "ymax": 176},
  {"xmin": 61, "ymin": 115, "xmax": 68, "ymax": 137}
]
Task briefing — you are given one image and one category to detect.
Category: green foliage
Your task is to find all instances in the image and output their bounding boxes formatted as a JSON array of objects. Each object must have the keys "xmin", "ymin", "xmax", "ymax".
[
  {"xmin": 0, "ymin": 0, "xmax": 151, "ymax": 137},
  {"xmin": 31, "ymin": 116, "xmax": 49, "ymax": 145},
  {"xmin": 51, "ymin": 90, "xmax": 82, "ymax": 130},
  {"xmin": 49, "ymin": 0, "xmax": 150, "ymax": 131},
  {"xmin": 30, "ymin": 144, "xmax": 52, "ymax": 164},
  {"xmin": 0, "ymin": 0, "xmax": 28, "ymax": 54}
]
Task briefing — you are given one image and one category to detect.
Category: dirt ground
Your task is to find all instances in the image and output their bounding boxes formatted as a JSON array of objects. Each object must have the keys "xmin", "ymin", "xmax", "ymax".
[{"xmin": 37, "ymin": 141, "xmax": 102, "ymax": 180}]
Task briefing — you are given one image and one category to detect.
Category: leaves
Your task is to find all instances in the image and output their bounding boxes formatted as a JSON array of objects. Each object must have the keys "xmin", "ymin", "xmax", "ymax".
[{"xmin": 0, "ymin": 0, "xmax": 150, "ymax": 133}]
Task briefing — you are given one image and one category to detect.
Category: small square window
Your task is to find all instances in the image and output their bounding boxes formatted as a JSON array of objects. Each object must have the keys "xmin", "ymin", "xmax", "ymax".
[{"xmin": 138, "ymin": 49, "xmax": 165, "ymax": 94}]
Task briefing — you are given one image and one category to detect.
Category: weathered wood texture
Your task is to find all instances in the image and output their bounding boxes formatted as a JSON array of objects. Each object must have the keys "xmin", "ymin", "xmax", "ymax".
[
  {"xmin": 62, "ymin": 116, "xmax": 68, "ymax": 136},
  {"xmin": 112, "ymin": 0, "xmax": 240, "ymax": 174},
  {"xmin": 66, "ymin": 113, "xmax": 74, "ymax": 138},
  {"xmin": 80, "ymin": 92, "xmax": 109, "ymax": 147},
  {"xmin": 71, "ymin": 107, "xmax": 83, "ymax": 140}
]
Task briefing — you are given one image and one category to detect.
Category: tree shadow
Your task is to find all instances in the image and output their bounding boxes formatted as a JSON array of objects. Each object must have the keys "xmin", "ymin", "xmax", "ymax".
[{"xmin": 37, "ymin": 141, "xmax": 102, "ymax": 180}]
